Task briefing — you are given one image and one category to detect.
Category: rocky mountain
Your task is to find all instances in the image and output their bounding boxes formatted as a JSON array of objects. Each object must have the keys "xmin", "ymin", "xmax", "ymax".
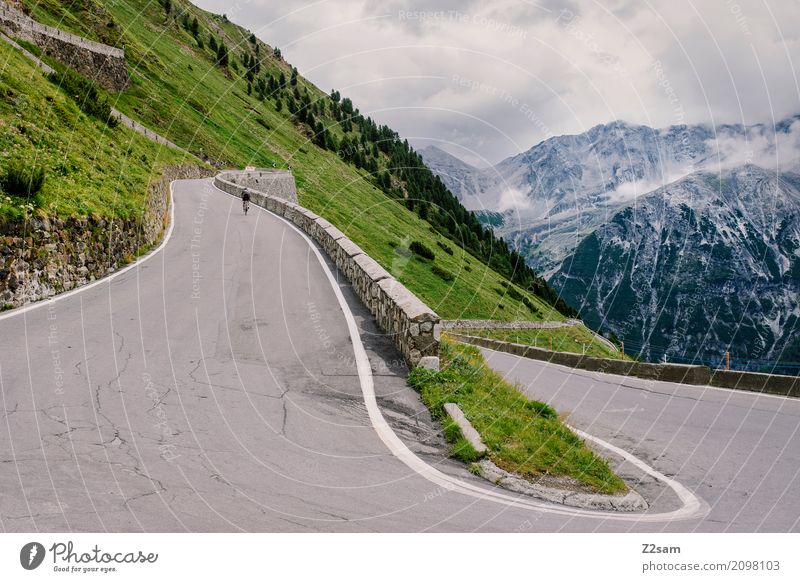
[
  {"xmin": 418, "ymin": 146, "xmax": 490, "ymax": 208},
  {"xmin": 423, "ymin": 119, "xmax": 800, "ymax": 369},
  {"xmin": 551, "ymin": 165, "xmax": 800, "ymax": 368},
  {"xmin": 424, "ymin": 117, "xmax": 800, "ymax": 274}
]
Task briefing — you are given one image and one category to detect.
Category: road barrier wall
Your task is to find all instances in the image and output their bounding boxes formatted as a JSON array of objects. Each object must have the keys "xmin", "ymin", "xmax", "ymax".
[
  {"xmin": 441, "ymin": 319, "xmax": 618, "ymax": 352},
  {"xmin": 441, "ymin": 319, "xmax": 580, "ymax": 330},
  {"xmin": 217, "ymin": 169, "xmax": 298, "ymax": 204},
  {"xmin": 0, "ymin": 3, "xmax": 129, "ymax": 91},
  {"xmin": 214, "ymin": 172, "xmax": 439, "ymax": 367},
  {"xmin": 449, "ymin": 332, "xmax": 797, "ymax": 396},
  {"xmin": 710, "ymin": 370, "xmax": 800, "ymax": 397}
]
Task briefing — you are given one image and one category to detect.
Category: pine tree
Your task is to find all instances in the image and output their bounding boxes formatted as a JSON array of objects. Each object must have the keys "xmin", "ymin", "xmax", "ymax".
[
  {"xmin": 313, "ymin": 121, "xmax": 326, "ymax": 148},
  {"xmin": 216, "ymin": 42, "xmax": 228, "ymax": 67},
  {"xmin": 325, "ymin": 131, "xmax": 337, "ymax": 152}
]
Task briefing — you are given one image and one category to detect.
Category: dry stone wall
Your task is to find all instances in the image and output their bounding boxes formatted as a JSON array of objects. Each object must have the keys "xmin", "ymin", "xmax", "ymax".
[
  {"xmin": 0, "ymin": 165, "xmax": 211, "ymax": 308},
  {"xmin": 214, "ymin": 172, "xmax": 439, "ymax": 366},
  {"xmin": 0, "ymin": 3, "xmax": 129, "ymax": 92}
]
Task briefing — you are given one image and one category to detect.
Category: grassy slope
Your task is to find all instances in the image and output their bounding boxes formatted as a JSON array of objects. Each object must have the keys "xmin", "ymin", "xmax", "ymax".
[
  {"xmin": 461, "ymin": 326, "xmax": 627, "ymax": 359},
  {"xmin": 410, "ymin": 339, "xmax": 627, "ymax": 494},
  {"xmin": 0, "ymin": 39, "xmax": 189, "ymax": 222},
  {"xmin": 15, "ymin": 0, "xmax": 565, "ymax": 321}
]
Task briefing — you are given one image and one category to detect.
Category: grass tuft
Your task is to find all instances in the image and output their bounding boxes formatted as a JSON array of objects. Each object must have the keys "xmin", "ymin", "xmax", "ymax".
[
  {"xmin": 409, "ymin": 339, "xmax": 627, "ymax": 494},
  {"xmin": 1, "ymin": 159, "xmax": 45, "ymax": 203},
  {"xmin": 409, "ymin": 240, "xmax": 435, "ymax": 260}
]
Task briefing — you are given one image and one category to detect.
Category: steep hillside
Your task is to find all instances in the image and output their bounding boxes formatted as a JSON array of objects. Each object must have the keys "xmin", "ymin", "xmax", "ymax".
[
  {"xmin": 551, "ymin": 165, "xmax": 800, "ymax": 370},
  {"xmin": 0, "ymin": 34, "xmax": 189, "ymax": 223},
  {"xmin": 4, "ymin": 0, "xmax": 574, "ymax": 321}
]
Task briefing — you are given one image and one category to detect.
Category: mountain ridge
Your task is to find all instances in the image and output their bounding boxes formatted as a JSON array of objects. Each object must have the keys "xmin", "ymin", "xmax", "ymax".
[{"xmin": 423, "ymin": 117, "xmax": 800, "ymax": 369}]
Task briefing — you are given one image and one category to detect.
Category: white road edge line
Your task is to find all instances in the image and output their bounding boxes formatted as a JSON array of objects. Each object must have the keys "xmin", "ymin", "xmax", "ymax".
[
  {"xmin": 217, "ymin": 182, "xmax": 709, "ymax": 523},
  {"xmin": 0, "ymin": 182, "xmax": 178, "ymax": 322}
]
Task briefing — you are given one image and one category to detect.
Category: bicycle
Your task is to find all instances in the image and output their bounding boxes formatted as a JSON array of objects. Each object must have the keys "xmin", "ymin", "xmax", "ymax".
[{"xmin": 242, "ymin": 190, "xmax": 251, "ymax": 215}]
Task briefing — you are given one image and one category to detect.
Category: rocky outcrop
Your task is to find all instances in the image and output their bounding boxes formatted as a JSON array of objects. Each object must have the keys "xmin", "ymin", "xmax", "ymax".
[
  {"xmin": 0, "ymin": 165, "xmax": 212, "ymax": 308},
  {"xmin": 0, "ymin": 3, "xmax": 129, "ymax": 92}
]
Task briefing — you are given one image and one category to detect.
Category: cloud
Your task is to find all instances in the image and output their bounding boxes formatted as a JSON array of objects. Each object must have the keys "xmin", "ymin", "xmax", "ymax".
[
  {"xmin": 705, "ymin": 119, "xmax": 800, "ymax": 172},
  {"xmin": 496, "ymin": 186, "xmax": 535, "ymax": 213},
  {"xmin": 606, "ymin": 172, "xmax": 688, "ymax": 205},
  {"xmin": 192, "ymin": 0, "xmax": 800, "ymax": 165}
]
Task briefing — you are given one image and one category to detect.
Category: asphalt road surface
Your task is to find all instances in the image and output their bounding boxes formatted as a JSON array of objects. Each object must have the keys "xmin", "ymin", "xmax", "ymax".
[{"xmin": 0, "ymin": 179, "xmax": 796, "ymax": 532}]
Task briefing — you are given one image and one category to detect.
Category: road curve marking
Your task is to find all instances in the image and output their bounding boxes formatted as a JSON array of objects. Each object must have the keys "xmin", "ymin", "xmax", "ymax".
[
  {"xmin": 0, "ymin": 182, "xmax": 179, "ymax": 322},
  {"xmin": 570, "ymin": 426, "xmax": 707, "ymax": 520},
  {"xmin": 216, "ymin": 182, "xmax": 710, "ymax": 524}
]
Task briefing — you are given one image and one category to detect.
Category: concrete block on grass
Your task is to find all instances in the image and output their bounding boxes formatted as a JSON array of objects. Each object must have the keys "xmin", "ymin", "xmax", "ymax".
[
  {"xmin": 416, "ymin": 356, "xmax": 439, "ymax": 371},
  {"xmin": 443, "ymin": 403, "xmax": 486, "ymax": 455}
]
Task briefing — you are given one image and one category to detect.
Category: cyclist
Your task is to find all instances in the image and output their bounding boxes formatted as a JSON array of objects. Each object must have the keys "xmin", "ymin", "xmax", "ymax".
[{"xmin": 242, "ymin": 189, "xmax": 251, "ymax": 215}]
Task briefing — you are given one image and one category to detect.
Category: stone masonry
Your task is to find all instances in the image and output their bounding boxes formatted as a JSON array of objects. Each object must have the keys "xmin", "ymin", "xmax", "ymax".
[
  {"xmin": 0, "ymin": 165, "xmax": 212, "ymax": 308},
  {"xmin": 218, "ymin": 169, "xmax": 298, "ymax": 204},
  {"xmin": 0, "ymin": 3, "xmax": 129, "ymax": 92}
]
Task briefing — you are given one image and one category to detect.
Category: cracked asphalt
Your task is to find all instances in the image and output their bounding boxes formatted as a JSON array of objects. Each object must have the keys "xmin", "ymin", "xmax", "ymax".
[{"xmin": 0, "ymin": 178, "xmax": 796, "ymax": 532}]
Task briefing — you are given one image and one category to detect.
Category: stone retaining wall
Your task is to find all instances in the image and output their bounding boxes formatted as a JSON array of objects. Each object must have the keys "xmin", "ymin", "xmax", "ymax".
[
  {"xmin": 0, "ymin": 3, "xmax": 129, "ymax": 92},
  {"xmin": 1, "ymin": 30, "xmax": 181, "ymax": 153},
  {"xmin": 441, "ymin": 319, "xmax": 581, "ymax": 330},
  {"xmin": 214, "ymin": 172, "xmax": 439, "ymax": 366},
  {"xmin": 0, "ymin": 165, "xmax": 211, "ymax": 307},
  {"xmin": 448, "ymin": 332, "xmax": 799, "ymax": 396},
  {"xmin": 218, "ymin": 169, "xmax": 298, "ymax": 204}
]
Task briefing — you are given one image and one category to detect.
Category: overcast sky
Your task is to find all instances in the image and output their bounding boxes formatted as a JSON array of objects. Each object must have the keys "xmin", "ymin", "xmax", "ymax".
[{"xmin": 194, "ymin": 0, "xmax": 800, "ymax": 167}]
